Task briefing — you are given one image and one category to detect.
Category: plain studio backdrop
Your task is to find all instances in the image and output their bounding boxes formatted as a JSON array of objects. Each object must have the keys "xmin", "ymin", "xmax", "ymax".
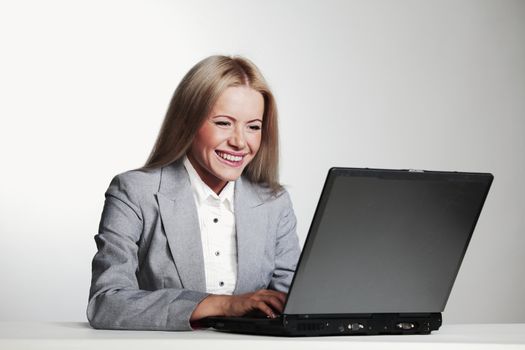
[{"xmin": 0, "ymin": 0, "xmax": 523, "ymax": 324}]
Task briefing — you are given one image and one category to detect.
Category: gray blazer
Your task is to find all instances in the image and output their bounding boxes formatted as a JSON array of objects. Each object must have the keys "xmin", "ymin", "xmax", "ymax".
[{"xmin": 87, "ymin": 160, "xmax": 301, "ymax": 331}]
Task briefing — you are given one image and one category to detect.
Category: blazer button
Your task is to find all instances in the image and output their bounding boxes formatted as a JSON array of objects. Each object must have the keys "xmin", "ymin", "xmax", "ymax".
[
  {"xmin": 219, "ymin": 281, "xmax": 224, "ymax": 287},
  {"xmin": 213, "ymin": 218, "xmax": 218, "ymax": 223}
]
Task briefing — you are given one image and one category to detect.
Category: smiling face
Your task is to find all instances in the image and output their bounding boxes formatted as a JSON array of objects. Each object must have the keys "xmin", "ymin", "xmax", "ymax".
[{"xmin": 187, "ymin": 85, "xmax": 265, "ymax": 194}]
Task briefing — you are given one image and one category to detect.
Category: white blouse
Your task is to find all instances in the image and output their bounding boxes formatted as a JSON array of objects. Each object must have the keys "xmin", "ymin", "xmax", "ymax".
[{"xmin": 183, "ymin": 156, "xmax": 237, "ymax": 295}]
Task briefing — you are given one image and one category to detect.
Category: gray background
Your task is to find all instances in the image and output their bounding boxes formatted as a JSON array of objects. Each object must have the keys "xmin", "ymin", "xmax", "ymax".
[{"xmin": 0, "ymin": 0, "xmax": 523, "ymax": 324}]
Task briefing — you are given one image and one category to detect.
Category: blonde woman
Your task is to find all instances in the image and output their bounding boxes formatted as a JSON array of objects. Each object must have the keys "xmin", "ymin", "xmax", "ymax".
[{"xmin": 87, "ymin": 55, "xmax": 301, "ymax": 331}]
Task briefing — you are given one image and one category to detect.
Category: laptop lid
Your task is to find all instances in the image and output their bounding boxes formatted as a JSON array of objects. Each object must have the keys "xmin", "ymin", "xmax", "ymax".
[{"xmin": 284, "ymin": 168, "xmax": 493, "ymax": 315}]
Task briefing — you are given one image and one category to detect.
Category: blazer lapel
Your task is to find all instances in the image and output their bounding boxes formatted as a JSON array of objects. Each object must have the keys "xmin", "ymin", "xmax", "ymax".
[
  {"xmin": 234, "ymin": 176, "xmax": 268, "ymax": 294},
  {"xmin": 155, "ymin": 160, "xmax": 206, "ymax": 292}
]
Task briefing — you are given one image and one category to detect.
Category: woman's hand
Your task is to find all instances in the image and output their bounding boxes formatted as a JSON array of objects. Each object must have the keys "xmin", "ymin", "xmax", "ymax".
[
  {"xmin": 224, "ymin": 289, "xmax": 286, "ymax": 318},
  {"xmin": 190, "ymin": 289, "xmax": 287, "ymax": 321}
]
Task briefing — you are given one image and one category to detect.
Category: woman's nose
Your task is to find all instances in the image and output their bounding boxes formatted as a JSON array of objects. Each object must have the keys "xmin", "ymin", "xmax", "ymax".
[{"xmin": 229, "ymin": 128, "xmax": 246, "ymax": 149}]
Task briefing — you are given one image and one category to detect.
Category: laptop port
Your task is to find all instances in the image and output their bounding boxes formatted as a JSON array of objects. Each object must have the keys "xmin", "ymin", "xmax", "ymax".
[
  {"xmin": 396, "ymin": 322, "xmax": 417, "ymax": 330},
  {"xmin": 348, "ymin": 323, "xmax": 364, "ymax": 331}
]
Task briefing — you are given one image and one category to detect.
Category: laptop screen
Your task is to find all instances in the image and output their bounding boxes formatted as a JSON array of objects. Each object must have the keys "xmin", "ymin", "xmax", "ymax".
[{"xmin": 284, "ymin": 168, "xmax": 492, "ymax": 314}]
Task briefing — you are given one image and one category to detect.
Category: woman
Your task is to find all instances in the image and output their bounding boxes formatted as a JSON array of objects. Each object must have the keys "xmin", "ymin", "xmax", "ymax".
[{"xmin": 87, "ymin": 55, "xmax": 301, "ymax": 331}]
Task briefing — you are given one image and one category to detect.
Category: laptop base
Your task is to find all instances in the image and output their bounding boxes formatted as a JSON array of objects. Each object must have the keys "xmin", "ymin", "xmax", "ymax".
[{"xmin": 205, "ymin": 313, "xmax": 442, "ymax": 336}]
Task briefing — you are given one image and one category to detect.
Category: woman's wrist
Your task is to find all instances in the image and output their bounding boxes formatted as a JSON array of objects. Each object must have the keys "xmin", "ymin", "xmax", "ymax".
[{"xmin": 190, "ymin": 294, "xmax": 230, "ymax": 321}]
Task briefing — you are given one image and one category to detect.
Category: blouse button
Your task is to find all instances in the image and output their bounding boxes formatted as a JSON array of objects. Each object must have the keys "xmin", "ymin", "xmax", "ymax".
[
  {"xmin": 213, "ymin": 218, "xmax": 219, "ymax": 223},
  {"xmin": 215, "ymin": 251, "xmax": 220, "ymax": 256},
  {"xmin": 219, "ymin": 281, "xmax": 224, "ymax": 287}
]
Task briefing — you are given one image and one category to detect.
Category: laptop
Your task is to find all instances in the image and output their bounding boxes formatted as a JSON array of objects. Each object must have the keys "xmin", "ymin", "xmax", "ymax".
[{"xmin": 204, "ymin": 167, "xmax": 493, "ymax": 336}]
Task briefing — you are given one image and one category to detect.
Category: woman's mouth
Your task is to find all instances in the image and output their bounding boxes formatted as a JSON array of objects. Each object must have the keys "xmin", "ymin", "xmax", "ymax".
[{"xmin": 215, "ymin": 150, "xmax": 245, "ymax": 168}]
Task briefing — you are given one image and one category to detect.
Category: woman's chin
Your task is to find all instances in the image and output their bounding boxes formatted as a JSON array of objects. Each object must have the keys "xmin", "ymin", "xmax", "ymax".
[
  {"xmin": 213, "ymin": 158, "xmax": 250, "ymax": 181},
  {"xmin": 215, "ymin": 169, "xmax": 244, "ymax": 182}
]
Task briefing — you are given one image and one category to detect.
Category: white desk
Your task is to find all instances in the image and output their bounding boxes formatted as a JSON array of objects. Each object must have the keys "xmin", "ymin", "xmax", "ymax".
[{"xmin": 1, "ymin": 322, "xmax": 524, "ymax": 350}]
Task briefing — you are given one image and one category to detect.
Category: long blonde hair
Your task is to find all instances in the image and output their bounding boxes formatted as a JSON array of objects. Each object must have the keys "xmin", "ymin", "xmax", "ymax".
[{"xmin": 142, "ymin": 55, "xmax": 282, "ymax": 193}]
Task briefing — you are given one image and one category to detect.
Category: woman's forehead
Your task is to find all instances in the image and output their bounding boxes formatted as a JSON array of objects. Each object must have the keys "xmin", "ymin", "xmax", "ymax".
[{"xmin": 211, "ymin": 86, "xmax": 264, "ymax": 121}]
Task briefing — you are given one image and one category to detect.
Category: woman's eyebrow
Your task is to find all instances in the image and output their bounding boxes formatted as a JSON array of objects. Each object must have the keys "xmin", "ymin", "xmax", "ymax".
[{"xmin": 212, "ymin": 115, "xmax": 262, "ymax": 123}]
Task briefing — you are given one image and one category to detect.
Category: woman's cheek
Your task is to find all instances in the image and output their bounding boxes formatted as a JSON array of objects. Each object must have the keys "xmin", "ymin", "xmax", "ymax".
[{"xmin": 249, "ymin": 134, "xmax": 262, "ymax": 153}]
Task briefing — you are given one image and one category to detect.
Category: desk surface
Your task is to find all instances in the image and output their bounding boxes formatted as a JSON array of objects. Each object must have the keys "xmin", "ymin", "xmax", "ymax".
[{"xmin": 1, "ymin": 322, "xmax": 524, "ymax": 350}]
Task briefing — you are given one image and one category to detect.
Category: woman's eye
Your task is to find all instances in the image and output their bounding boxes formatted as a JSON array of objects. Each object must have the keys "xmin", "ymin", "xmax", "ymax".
[
  {"xmin": 249, "ymin": 125, "xmax": 261, "ymax": 131},
  {"xmin": 215, "ymin": 121, "xmax": 231, "ymax": 127}
]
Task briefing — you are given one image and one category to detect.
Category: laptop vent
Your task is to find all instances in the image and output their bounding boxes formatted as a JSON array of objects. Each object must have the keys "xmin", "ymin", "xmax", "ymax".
[{"xmin": 297, "ymin": 322, "xmax": 324, "ymax": 332}]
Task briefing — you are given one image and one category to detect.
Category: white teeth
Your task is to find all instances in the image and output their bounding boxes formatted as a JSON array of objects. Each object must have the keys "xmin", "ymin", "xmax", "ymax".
[{"xmin": 218, "ymin": 151, "xmax": 243, "ymax": 162}]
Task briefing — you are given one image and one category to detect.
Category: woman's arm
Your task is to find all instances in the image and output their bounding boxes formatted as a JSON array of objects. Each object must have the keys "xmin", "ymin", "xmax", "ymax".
[
  {"xmin": 190, "ymin": 289, "xmax": 287, "ymax": 321},
  {"xmin": 268, "ymin": 190, "xmax": 301, "ymax": 292},
  {"xmin": 87, "ymin": 174, "xmax": 209, "ymax": 331}
]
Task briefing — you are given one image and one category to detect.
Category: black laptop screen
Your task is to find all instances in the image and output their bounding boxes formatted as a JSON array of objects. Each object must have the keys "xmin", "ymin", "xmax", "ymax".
[{"xmin": 284, "ymin": 168, "xmax": 492, "ymax": 314}]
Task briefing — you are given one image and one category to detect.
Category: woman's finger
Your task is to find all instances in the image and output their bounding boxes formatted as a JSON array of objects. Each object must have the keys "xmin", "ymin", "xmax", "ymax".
[
  {"xmin": 263, "ymin": 295, "xmax": 284, "ymax": 313},
  {"xmin": 256, "ymin": 290, "xmax": 287, "ymax": 306},
  {"xmin": 255, "ymin": 301, "xmax": 276, "ymax": 318}
]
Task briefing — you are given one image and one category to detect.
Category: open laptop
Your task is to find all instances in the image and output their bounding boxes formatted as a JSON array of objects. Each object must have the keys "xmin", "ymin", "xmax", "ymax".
[{"xmin": 204, "ymin": 167, "xmax": 493, "ymax": 336}]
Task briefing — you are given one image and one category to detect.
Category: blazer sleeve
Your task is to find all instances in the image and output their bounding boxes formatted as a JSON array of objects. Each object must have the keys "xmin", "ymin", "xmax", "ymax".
[
  {"xmin": 86, "ymin": 174, "xmax": 209, "ymax": 331},
  {"xmin": 268, "ymin": 190, "xmax": 301, "ymax": 293}
]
